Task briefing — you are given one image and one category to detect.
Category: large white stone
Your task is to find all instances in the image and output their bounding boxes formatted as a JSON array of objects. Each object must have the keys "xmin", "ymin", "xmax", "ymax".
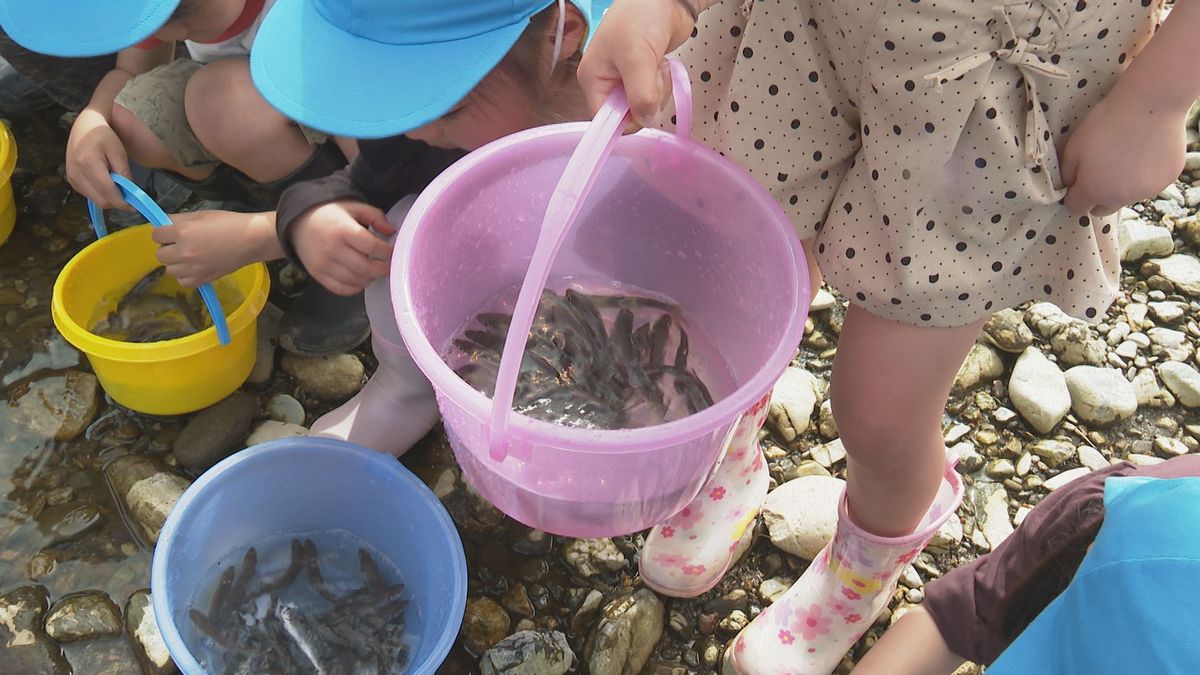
[
  {"xmin": 762, "ymin": 476, "xmax": 845, "ymax": 560},
  {"xmin": 1159, "ymin": 361, "xmax": 1200, "ymax": 408},
  {"xmin": 768, "ymin": 367, "xmax": 824, "ymax": 442},
  {"xmin": 953, "ymin": 343, "xmax": 1005, "ymax": 392},
  {"xmin": 1149, "ymin": 254, "xmax": 1200, "ymax": 297},
  {"xmin": 1064, "ymin": 366, "xmax": 1138, "ymax": 426},
  {"xmin": 1118, "ymin": 219, "xmax": 1174, "ymax": 261},
  {"xmin": 1008, "ymin": 348, "xmax": 1071, "ymax": 433}
]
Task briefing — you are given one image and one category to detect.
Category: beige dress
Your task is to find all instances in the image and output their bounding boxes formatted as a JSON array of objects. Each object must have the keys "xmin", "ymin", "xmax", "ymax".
[{"xmin": 675, "ymin": 0, "xmax": 1164, "ymax": 327}]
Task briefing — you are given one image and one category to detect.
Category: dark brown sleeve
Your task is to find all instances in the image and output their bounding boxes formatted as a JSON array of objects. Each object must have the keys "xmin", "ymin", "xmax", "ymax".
[{"xmin": 274, "ymin": 137, "xmax": 464, "ymax": 271}]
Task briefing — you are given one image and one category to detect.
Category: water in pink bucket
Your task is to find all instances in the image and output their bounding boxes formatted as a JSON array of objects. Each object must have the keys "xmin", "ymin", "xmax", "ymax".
[{"xmin": 394, "ymin": 70, "xmax": 809, "ymax": 538}]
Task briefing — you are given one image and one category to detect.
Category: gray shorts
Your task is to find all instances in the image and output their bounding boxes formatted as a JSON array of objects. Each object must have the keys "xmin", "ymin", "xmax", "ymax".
[{"xmin": 114, "ymin": 57, "xmax": 328, "ymax": 169}]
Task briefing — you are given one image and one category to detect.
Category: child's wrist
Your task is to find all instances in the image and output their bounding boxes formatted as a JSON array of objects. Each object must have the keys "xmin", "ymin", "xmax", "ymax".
[{"xmin": 1107, "ymin": 69, "xmax": 1193, "ymax": 118}]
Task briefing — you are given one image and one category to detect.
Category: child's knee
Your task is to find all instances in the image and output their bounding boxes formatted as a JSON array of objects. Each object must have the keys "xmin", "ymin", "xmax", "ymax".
[
  {"xmin": 110, "ymin": 104, "xmax": 174, "ymax": 168},
  {"xmin": 184, "ymin": 59, "xmax": 255, "ymax": 156}
]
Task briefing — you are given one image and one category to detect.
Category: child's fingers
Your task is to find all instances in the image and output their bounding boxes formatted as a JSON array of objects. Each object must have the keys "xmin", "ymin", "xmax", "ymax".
[
  {"xmin": 155, "ymin": 242, "xmax": 181, "ymax": 265},
  {"xmin": 344, "ymin": 227, "xmax": 393, "ymax": 263},
  {"xmin": 1063, "ymin": 184, "xmax": 1097, "ymax": 217},
  {"xmin": 345, "ymin": 202, "xmax": 394, "ymax": 235},
  {"xmin": 151, "ymin": 225, "xmax": 177, "ymax": 245}
]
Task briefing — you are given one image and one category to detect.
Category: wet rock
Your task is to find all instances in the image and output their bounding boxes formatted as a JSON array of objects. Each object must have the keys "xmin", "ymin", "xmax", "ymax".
[
  {"xmin": 810, "ymin": 438, "xmax": 847, "ymax": 469},
  {"xmin": 953, "ymin": 344, "xmax": 1004, "ymax": 393},
  {"xmin": 0, "ymin": 585, "xmax": 70, "ymax": 675},
  {"xmin": 1148, "ymin": 254, "xmax": 1200, "ymax": 297},
  {"xmin": 173, "ymin": 391, "xmax": 256, "ymax": 472},
  {"xmin": 266, "ymin": 393, "xmax": 305, "ymax": 425},
  {"xmin": 768, "ymin": 367, "xmax": 823, "ymax": 442},
  {"xmin": 1028, "ymin": 439, "xmax": 1074, "ymax": 468},
  {"xmin": 817, "ymin": 400, "xmax": 837, "ymax": 439},
  {"xmin": 281, "ymin": 352, "xmax": 365, "ymax": 401},
  {"xmin": 985, "ymin": 458, "xmax": 1015, "ymax": 480},
  {"xmin": 462, "ymin": 597, "xmax": 511, "ymax": 655},
  {"xmin": 782, "ymin": 459, "xmax": 831, "ymax": 481},
  {"xmin": 47, "ymin": 503, "xmax": 102, "ymax": 543},
  {"xmin": 1077, "ymin": 445, "xmax": 1110, "ymax": 472},
  {"xmin": 124, "ymin": 590, "xmax": 176, "ymax": 675},
  {"xmin": 718, "ymin": 610, "xmax": 749, "ymax": 634},
  {"xmin": 1064, "ymin": 366, "xmax": 1138, "ymax": 427},
  {"xmin": 983, "ymin": 309, "xmax": 1035, "ymax": 353},
  {"xmin": 1132, "ymin": 368, "xmax": 1176, "ymax": 408},
  {"xmin": 245, "ymin": 420, "xmax": 309, "ymax": 445},
  {"xmin": 1008, "ymin": 348, "xmax": 1071, "ymax": 433},
  {"xmin": 512, "ymin": 529, "xmax": 554, "ymax": 557},
  {"xmin": 1045, "ymin": 467, "xmax": 1093, "ymax": 491},
  {"xmin": 1118, "ymin": 220, "xmax": 1174, "ymax": 261},
  {"xmin": 45, "ymin": 486, "xmax": 74, "ymax": 506},
  {"xmin": 8, "ymin": 370, "xmax": 99, "ymax": 441},
  {"xmin": 1159, "ymin": 361, "xmax": 1200, "ymax": 408},
  {"xmin": 759, "ymin": 577, "xmax": 793, "ymax": 602},
  {"xmin": 586, "ymin": 590, "xmax": 664, "ymax": 675},
  {"xmin": 563, "ymin": 538, "xmax": 627, "ymax": 578},
  {"xmin": 481, "ymin": 630, "xmax": 574, "ymax": 675},
  {"xmin": 104, "ymin": 455, "xmax": 191, "ymax": 544},
  {"xmin": 44, "ymin": 591, "xmax": 122, "ymax": 642},
  {"xmin": 571, "ymin": 590, "xmax": 606, "ymax": 634},
  {"xmin": 501, "ymin": 583, "xmax": 535, "ymax": 618},
  {"xmin": 762, "ymin": 475, "xmax": 844, "ymax": 560},
  {"xmin": 247, "ymin": 303, "xmax": 283, "ymax": 385}
]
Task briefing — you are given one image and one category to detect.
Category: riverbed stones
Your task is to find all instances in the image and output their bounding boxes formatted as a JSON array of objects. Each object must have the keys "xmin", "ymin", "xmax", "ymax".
[
  {"xmin": 768, "ymin": 367, "xmax": 823, "ymax": 442},
  {"xmin": 0, "ymin": 585, "xmax": 70, "ymax": 675},
  {"xmin": 44, "ymin": 591, "xmax": 122, "ymax": 642},
  {"xmin": 586, "ymin": 590, "xmax": 664, "ymax": 675},
  {"xmin": 124, "ymin": 590, "xmax": 176, "ymax": 675},
  {"xmin": 563, "ymin": 538, "xmax": 627, "ymax": 578},
  {"xmin": 983, "ymin": 309, "xmax": 1035, "ymax": 353},
  {"xmin": 1118, "ymin": 219, "xmax": 1174, "ymax": 261},
  {"xmin": 481, "ymin": 630, "xmax": 574, "ymax": 675},
  {"xmin": 281, "ymin": 352, "xmax": 365, "ymax": 401},
  {"xmin": 245, "ymin": 420, "xmax": 308, "ymax": 445},
  {"xmin": 463, "ymin": 597, "xmax": 511, "ymax": 655},
  {"xmin": 173, "ymin": 391, "xmax": 256, "ymax": 472},
  {"xmin": 1147, "ymin": 254, "xmax": 1200, "ymax": 297},
  {"xmin": 1132, "ymin": 368, "xmax": 1176, "ymax": 408},
  {"xmin": 953, "ymin": 344, "xmax": 1004, "ymax": 393},
  {"xmin": 1008, "ymin": 348, "xmax": 1071, "ymax": 433},
  {"xmin": 762, "ymin": 476, "xmax": 844, "ymax": 560},
  {"xmin": 8, "ymin": 370, "xmax": 99, "ymax": 441},
  {"xmin": 1159, "ymin": 361, "xmax": 1200, "ymax": 408},
  {"xmin": 1064, "ymin": 366, "xmax": 1138, "ymax": 426},
  {"xmin": 1028, "ymin": 439, "xmax": 1074, "ymax": 468},
  {"xmin": 266, "ymin": 393, "xmax": 305, "ymax": 425},
  {"xmin": 103, "ymin": 455, "xmax": 190, "ymax": 544}
]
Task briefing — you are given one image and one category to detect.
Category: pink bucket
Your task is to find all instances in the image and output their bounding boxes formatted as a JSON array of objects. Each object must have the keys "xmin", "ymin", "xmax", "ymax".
[{"xmin": 394, "ymin": 65, "xmax": 810, "ymax": 537}]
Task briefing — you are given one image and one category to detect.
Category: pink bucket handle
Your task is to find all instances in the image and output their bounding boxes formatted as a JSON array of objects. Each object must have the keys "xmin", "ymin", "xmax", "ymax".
[{"xmin": 487, "ymin": 58, "xmax": 694, "ymax": 462}]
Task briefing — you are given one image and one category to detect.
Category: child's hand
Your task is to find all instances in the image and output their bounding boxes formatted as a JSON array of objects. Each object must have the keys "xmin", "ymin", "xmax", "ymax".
[
  {"xmin": 153, "ymin": 210, "xmax": 281, "ymax": 288},
  {"xmin": 66, "ymin": 108, "xmax": 133, "ymax": 210},
  {"xmin": 1060, "ymin": 90, "xmax": 1187, "ymax": 217},
  {"xmin": 577, "ymin": 0, "xmax": 698, "ymax": 127},
  {"xmin": 290, "ymin": 200, "xmax": 394, "ymax": 296}
]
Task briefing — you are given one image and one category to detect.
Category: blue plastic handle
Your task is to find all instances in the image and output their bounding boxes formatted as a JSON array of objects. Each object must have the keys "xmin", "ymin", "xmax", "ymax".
[{"xmin": 87, "ymin": 174, "xmax": 232, "ymax": 346}]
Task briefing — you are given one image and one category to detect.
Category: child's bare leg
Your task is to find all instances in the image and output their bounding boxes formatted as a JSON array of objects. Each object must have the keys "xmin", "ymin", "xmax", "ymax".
[
  {"xmin": 830, "ymin": 304, "xmax": 984, "ymax": 536},
  {"xmin": 184, "ymin": 58, "xmax": 314, "ymax": 182},
  {"xmin": 110, "ymin": 103, "xmax": 212, "ymax": 181},
  {"xmin": 333, "ymin": 136, "xmax": 359, "ymax": 163}
]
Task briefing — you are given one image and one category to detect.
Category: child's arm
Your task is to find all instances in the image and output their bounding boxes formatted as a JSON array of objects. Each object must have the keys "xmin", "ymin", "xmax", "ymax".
[
  {"xmin": 66, "ymin": 42, "xmax": 174, "ymax": 209},
  {"xmin": 1061, "ymin": 0, "xmax": 1200, "ymax": 216},
  {"xmin": 851, "ymin": 607, "xmax": 967, "ymax": 675}
]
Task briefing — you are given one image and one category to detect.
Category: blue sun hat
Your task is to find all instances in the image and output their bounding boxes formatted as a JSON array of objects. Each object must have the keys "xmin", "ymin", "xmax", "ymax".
[
  {"xmin": 989, "ymin": 475, "xmax": 1200, "ymax": 674},
  {"xmin": 251, "ymin": 0, "xmax": 602, "ymax": 139},
  {"xmin": 0, "ymin": 0, "xmax": 177, "ymax": 57}
]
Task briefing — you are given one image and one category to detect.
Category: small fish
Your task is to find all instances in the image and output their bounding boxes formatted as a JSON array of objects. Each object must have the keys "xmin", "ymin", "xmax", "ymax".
[{"xmin": 278, "ymin": 603, "xmax": 329, "ymax": 675}]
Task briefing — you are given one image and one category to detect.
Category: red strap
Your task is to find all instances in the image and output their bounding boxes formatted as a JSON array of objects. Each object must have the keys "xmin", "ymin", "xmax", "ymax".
[{"xmin": 133, "ymin": 0, "xmax": 265, "ymax": 50}]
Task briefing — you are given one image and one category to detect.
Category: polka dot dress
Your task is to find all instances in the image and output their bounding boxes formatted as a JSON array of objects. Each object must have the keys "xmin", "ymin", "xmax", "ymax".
[{"xmin": 673, "ymin": 0, "xmax": 1163, "ymax": 327}]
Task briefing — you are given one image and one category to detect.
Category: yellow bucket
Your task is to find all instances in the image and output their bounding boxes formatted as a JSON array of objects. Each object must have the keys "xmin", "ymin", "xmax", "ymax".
[
  {"xmin": 51, "ymin": 225, "xmax": 270, "ymax": 415},
  {"xmin": 0, "ymin": 122, "xmax": 18, "ymax": 248}
]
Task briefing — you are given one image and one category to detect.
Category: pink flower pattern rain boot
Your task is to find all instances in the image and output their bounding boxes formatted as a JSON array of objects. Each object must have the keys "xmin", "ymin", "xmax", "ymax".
[
  {"xmin": 639, "ymin": 392, "xmax": 772, "ymax": 597},
  {"xmin": 724, "ymin": 455, "xmax": 964, "ymax": 675}
]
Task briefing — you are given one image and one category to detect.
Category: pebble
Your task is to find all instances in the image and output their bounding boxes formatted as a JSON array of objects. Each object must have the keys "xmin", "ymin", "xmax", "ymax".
[
  {"xmin": 281, "ymin": 353, "xmax": 365, "ymax": 401},
  {"xmin": 125, "ymin": 591, "xmax": 174, "ymax": 675},
  {"xmin": 1127, "ymin": 453, "xmax": 1165, "ymax": 467},
  {"xmin": 983, "ymin": 309, "xmax": 1035, "ymax": 353},
  {"xmin": 1147, "ymin": 254, "xmax": 1200, "ymax": 297},
  {"xmin": 1076, "ymin": 445, "xmax": 1110, "ymax": 472},
  {"xmin": 1126, "ymin": 303, "xmax": 1150, "ymax": 329},
  {"xmin": 481, "ymin": 631, "xmax": 574, "ymax": 675},
  {"xmin": 1050, "ymin": 322, "xmax": 1108, "ymax": 367},
  {"xmin": 906, "ymin": 588, "xmax": 925, "ymax": 604},
  {"xmin": 1148, "ymin": 301, "xmax": 1187, "ymax": 325},
  {"xmin": 45, "ymin": 486, "xmax": 73, "ymax": 506},
  {"xmin": 1014, "ymin": 506, "xmax": 1033, "ymax": 527},
  {"xmin": 44, "ymin": 592, "xmax": 122, "ymax": 642},
  {"xmin": 1132, "ymin": 368, "xmax": 1176, "ymax": 408},
  {"xmin": 1064, "ymin": 366, "xmax": 1139, "ymax": 427},
  {"xmin": 1008, "ymin": 347, "xmax": 1071, "ymax": 434},
  {"xmin": 571, "ymin": 590, "xmax": 606, "ymax": 635},
  {"xmin": 1158, "ymin": 361, "xmax": 1200, "ymax": 408},
  {"xmin": 1045, "ymin": 467, "xmax": 1093, "ymax": 491},
  {"xmin": 928, "ymin": 514, "xmax": 964, "ymax": 554},
  {"xmin": 953, "ymin": 343, "xmax": 1005, "ymax": 393},
  {"xmin": 1154, "ymin": 437, "xmax": 1189, "ymax": 458},
  {"xmin": 979, "ymin": 485, "xmax": 1014, "ymax": 549},
  {"xmin": 462, "ymin": 597, "xmax": 512, "ymax": 654},
  {"xmin": 718, "ymin": 610, "xmax": 749, "ymax": 634},
  {"xmin": 512, "ymin": 530, "xmax": 554, "ymax": 557},
  {"xmin": 501, "ymin": 584, "xmax": 535, "ymax": 618},
  {"xmin": 7, "ymin": 370, "xmax": 99, "ymax": 441},
  {"xmin": 944, "ymin": 423, "xmax": 972, "ymax": 444},
  {"xmin": 0, "ymin": 585, "xmax": 71, "ymax": 675},
  {"xmin": 173, "ymin": 391, "xmax": 256, "ymax": 472},
  {"xmin": 1128, "ymin": 332, "xmax": 1151, "ymax": 348},
  {"xmin": 993, "ymin": 407, "xmax": 1017, "ymax": 423},
  {"xmin": 1118, "ymin": 219, "xmax": 1174, "ymax": 261},
  {"xmin": 586, "ymin": 590, "xmax": 664, "ymax": 675},
  {"xmin": 761, "ymin": 475, "xmax": 844, "ymax": 560},
  {"xmin": 1106, "ymin": 322, "xmax": 1131, "ymax": 346},
  {"xmin": 266, "ymin": 394, "xmax": 305, "ymax": 425},
  {"xmin": 1028, "ymin": 439, "xmax": 1074, "ymax": 468},
  {"xmin": 782, "ymin": 460, "xmax": 831, "ymax": 481},
  {"xmin": 563, "ymin": 538, "xmax": 627, "ymax": 578},
  {"xmin": 1147, "ymin": 327, "xmax": 1193, "ymax": 361},
  {"xmin": 1115, "ymin": 340, "xmax": 1139, "ymax": 359},
  {"xmin": 759, "ymin": 577, "xmax": 793, "ymax": 603},
  {"xmin": 768, "ymin": 367, "xmax": 823, "ymax": 442},
  {"xmin": 810, "ymin": 438, "xmax": 847, "ymax": 469},
  {"xmin": 104, "ymin": 455, "xmax": 190, "ymax": 544},
  {"xmin": 817, "ymin": 400, "xmax": 838, "ymax": 439},
  {"xmin": 1015, "ymin": 452, "xmax": 1032, "ymax": 477},
  {"xmin": 245, "ymin": 420, "xmax": 309, "ymax": 445},
  {"xmin": 985, "ymin": 458, "xmax": 1015, "ymax": 480},
  {"xmin": 49, "ymin": 504, "xmax": 102, "ymax": 543},
  {"xmin": 900, "ymin": 565, "xmax": 923, "ymax": 589},
  {"xmin": 810, "ymin": 288, "xmax": 837, "ymax": 312}
]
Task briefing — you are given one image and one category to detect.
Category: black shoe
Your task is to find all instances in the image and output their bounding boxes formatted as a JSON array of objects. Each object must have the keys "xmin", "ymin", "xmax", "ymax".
[
  {"xmin": 278, "ymin": 283, "xmax": 371, "ymax": 357},
  {"xmin": 0, "ymin": 55, "xmax": 54, "ymax": 117},
  {"xmin": 108, "ymin": 162, "xmax": 195, "ymax": 227}
]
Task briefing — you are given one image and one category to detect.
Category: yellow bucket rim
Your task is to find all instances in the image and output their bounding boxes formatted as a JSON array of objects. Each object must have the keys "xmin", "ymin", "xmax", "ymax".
[
  {"xmin": 51, "ymin": 225, "xmax": 270, "ymax": 363},
  {"xmin": 0, "ymin": 122, "xmax": 16, "ymax": 184}
]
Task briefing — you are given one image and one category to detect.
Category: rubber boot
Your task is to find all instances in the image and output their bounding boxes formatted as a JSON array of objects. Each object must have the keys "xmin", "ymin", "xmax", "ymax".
[
  {"xmin": 278, "ymin": 285, "xmax": 371, "ymax": 357},
  {"xmin": 724, "ymin": 455, "xmax": 964, "ymax": 675},
  {"xmin": 160, "ymin": 163, "xmax": 265, "ymax": 208},
  {"xmin": 307, "ymin": 233, "xmax": 438, "ymax": 455},
  {"xmin": 639, "ymin": 392, "xmax": 772, "ymax": 597}
]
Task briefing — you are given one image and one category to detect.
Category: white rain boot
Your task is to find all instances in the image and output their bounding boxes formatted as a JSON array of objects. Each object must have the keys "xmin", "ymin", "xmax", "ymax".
[
  {"xmin": 724, "ymin": 456, "xmax": 964, "ymax": 675},
  {"xmin": 639, "ymin": 393, "xmax": 772, "ymax": 597}
]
